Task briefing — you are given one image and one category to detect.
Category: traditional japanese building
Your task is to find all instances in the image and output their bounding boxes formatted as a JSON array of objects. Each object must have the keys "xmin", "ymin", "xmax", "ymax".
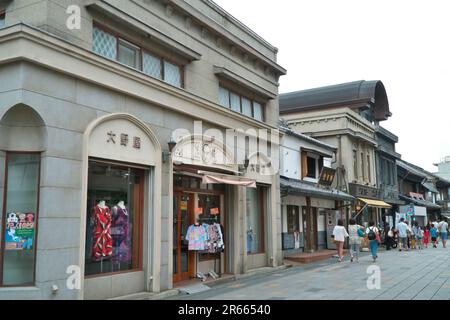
[
  {"xmin": 279, "ymin": 122, "xmax": 354, "ymax": 255},
  {"xmin": 279, "ymin": 81, "xmax": 393, "ymax": 228}
]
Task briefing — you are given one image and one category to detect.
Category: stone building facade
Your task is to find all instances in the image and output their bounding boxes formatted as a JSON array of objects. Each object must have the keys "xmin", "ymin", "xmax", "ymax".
[{"xmin": 0, "ymin": 0, "xmax": 285, "ymax": 299}]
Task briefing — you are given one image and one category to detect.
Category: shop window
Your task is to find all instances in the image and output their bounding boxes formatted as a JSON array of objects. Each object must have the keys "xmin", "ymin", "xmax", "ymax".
[
  {"xmin": 92, "ymin": 25, "xmax": 183, "ymax": 88},
  {"xmin": 85, "ymin": 161, "xmax": 144, "ymax": 277},
  {"xmin": 287, "ymin": 205, "xmax": 300, "ymax": 233},
  {"xmin": 118, "ymin": 39, "xmax": 141, "ymax": 69},
  {"xmin": 1, "ymin": 153, "xmax": 40, "ymax": 286},
  {"xmin": 197, "ymin": 195, "xmax": 222, "ymax": 261},
  {"xmin": 246, "ymin": 186, "xmax": 266, "ymax": 254}
]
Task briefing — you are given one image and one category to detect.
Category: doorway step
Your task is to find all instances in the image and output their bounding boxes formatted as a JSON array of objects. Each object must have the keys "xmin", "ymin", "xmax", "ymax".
[{"xmin": 284, "ymin": 249, "xmax": 347, "ymax": 264}]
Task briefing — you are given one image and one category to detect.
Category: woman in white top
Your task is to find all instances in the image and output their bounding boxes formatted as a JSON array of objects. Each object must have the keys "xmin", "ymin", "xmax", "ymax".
[{"xmin": 332, "ymin": 219, "xmax": 349, "ymax": 262}]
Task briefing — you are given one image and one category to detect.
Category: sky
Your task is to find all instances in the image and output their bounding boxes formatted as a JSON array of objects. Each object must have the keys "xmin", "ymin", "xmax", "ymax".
[{"xmin": 214, "ymin": 0, "xmax": 450, "ymax": 172}]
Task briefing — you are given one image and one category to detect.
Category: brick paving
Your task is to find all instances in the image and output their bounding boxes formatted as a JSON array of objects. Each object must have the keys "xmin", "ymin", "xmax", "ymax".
[{"xmin": 169, "ymin": 247, "xmax": 450, "ymax": 300}]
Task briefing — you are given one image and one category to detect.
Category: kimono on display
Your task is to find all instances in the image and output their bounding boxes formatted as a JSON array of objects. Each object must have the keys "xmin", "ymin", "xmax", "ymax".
[
  {"xmin": 91, "ymin": 203, "xmax": 113, "ymax": 261},
  {"xmin": 111, "ymin": 203, "xmax": 131, "ymax": 265}
]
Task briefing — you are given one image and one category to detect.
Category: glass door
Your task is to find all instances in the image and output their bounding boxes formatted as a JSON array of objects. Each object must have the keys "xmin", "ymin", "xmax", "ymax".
[{"xmin": 173, "ymin": 193, "xmax": 191, "ymax": 282}]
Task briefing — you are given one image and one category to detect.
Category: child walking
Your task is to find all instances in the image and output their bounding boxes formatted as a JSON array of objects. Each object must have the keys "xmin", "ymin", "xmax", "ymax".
[{"xmin": 423, "ymin": 226, "xmax": 430, "ymax": 248}]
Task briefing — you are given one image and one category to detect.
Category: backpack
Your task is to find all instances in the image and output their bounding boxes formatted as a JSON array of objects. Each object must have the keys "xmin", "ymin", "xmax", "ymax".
[{"xmin": 368, "ymin": 227, "xmax": 376, "ymax": 241}]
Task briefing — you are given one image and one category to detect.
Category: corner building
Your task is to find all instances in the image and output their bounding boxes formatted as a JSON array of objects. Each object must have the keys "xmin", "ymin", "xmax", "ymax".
[{"xmin": 0, "ymin": 0, "xmax": 286, "ymax": 299}]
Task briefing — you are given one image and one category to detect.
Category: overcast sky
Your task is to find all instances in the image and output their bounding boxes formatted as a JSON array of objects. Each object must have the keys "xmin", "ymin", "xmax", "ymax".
[{"xmin": 214, "ymin": 0, "xmax": 450, "ymax": 172}]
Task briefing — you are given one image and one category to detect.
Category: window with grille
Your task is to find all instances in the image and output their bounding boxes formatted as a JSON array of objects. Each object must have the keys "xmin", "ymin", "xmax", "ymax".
[
  {"xmin": 93, "ymin": 26, "xmax": 117, "ymax": 60},
  {"xmin": 164, "ymin": 61, "xmax": 182, "ymax": 87},
  {"xmin": 143, "ymin": 52, "xmax": 162, "ymax": 79},
  {"xmin": 218, "ymin": 86, "xmax": 265, "ymax": 121},
  {"xmin": 92, "ymin": 25, "xmax": 183, "ymax": 88}
]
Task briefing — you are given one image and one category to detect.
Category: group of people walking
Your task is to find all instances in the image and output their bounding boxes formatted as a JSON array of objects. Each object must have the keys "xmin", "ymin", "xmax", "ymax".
[
  {"xmin": 389, "ymin": 217, "xmax": 448, "ymax": 251},
  {"xmin": 331, "ymin": 216, "xmax": 449, "ymax": 263}
]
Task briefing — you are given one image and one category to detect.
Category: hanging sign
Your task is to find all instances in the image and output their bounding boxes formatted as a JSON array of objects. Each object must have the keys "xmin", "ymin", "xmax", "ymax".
[
  {"xmin": 5, "ymin": 212, "xmax": 35, "ymax": 251},
  {"xmin": 210, "ymin": 208, "xmax": 219, "ymax": 216},
  {"xmin": 180, "ymin": 201, "xmax": 188, "ymax": 211}
]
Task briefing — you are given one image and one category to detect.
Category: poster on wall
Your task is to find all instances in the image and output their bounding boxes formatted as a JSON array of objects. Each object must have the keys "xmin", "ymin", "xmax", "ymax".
[{"xmin": 5, "ymin": 212, "xmax": 35, "ymax": 251}]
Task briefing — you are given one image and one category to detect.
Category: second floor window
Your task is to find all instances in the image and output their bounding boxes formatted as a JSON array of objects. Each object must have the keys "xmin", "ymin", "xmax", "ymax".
[
  {"xmin": 92, "ymin": 25, "xmax": 183, "ymax": 88},
  {"xmin": 218, "ymin": 86, "xmax": 264, "ymax": 121}
]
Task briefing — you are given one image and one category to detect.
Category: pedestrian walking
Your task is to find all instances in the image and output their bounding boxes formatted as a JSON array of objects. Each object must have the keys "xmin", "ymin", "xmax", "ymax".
[
  {"xmin": 386, "ymin": 227, "xmax": 396, "ymax": 250},
  {"xmin": 332, "ymin": 219, "xmax": 349, "ymax": 262},
  {"xmin": 423, "ymin": 226, "xmax": 430, "ymax": 248},
  {"xmin": 412, "ymin": 222, "xmax": 421, "ymax": 250},
  {"xmin": 397, "ymin": 218, "xmax": 409, "ymax": 251},
  {"xmin": 366, "ymin": 221, "xmax": 380, "ymax": 262},
  {"xmin": 348, "ymin": 219, "xmax": 365, "ymax": 262},
  {"xmin": 430, "ymin": 224, "xmax": 438, "ymax": 248},
  {"xmin": 416, "ymin": 226, "xmax": 424, "ymax": 250},
  {"xmin": 438, "ymin": 217, "xmax": 448, "ymax": 248},
  {"xmin": 433, "ymin": 220, "xmax": 440, "ymax": 245}
]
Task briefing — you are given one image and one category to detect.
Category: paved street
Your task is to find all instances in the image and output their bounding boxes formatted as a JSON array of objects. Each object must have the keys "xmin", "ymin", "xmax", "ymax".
[{"xmin": 169, "ymin": 247, "xmax": 450, "ymax": 300}]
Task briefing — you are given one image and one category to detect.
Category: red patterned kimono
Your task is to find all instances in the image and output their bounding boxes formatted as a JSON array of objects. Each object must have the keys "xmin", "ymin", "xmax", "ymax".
[{"xmin": 91, "ymin": 205, "xmax": 113, "ymax": 260}]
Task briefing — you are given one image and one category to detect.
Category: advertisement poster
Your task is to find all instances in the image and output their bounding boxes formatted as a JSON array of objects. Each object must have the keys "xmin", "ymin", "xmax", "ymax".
[{"xmin": 5, "ymin": 212, "xmax": 35, "ymax": 251}]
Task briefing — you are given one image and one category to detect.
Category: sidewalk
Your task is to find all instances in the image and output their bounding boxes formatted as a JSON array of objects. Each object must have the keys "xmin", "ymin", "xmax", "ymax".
[{"xmin": 110, "ymin": 264, "xmax": 290, "ymax": 300}]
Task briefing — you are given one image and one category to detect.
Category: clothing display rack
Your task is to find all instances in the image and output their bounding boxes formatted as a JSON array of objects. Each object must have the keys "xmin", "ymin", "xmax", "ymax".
[{"xmin": 192, "ymin": 217, "xmax": 223, "ymax": 281}]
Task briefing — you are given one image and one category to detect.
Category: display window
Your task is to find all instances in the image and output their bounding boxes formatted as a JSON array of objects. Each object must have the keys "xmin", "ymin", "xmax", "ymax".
[
  {"xmin": 85, "ymin": 160, "xmax": 144, "ymax": 277},
  {"xmin": 1, "ymin": 153, "xmax": 40, "ymax": 286},
  {"xmin": 246, "ymin": 186, "xmax": 266, "ymax": 255}
]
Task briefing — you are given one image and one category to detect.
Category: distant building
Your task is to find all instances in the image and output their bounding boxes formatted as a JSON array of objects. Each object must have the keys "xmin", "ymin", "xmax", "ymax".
[
  {"xmin": 280, "ymin": 80, "xmax": 394, "ymax": 228},
  {"xmin": 434, "ymin": 156, "xmax": 450, "ymax": 181}
]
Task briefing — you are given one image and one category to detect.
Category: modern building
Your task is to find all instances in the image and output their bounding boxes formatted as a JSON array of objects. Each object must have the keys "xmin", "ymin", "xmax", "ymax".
[
  {"xmin": 279, "ymin": 122, "xmax": 354, "ymax": 255},
  {"xmin": 279, "ymin": 81, "xmax": 393, "ymax": 229},
  {"xmin": 0, "ymin": 0, "xmax": 286, "ymax": 299},
  {"xmin": 434, "ymin": 156, "xmax": 450, "ymax": 181}
]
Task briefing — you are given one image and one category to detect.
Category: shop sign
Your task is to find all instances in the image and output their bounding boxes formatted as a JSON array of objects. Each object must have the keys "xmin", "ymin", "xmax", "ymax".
[
  {"xmin": 349, "ymin": 183, "xmax": 381, "ymax": 199},
  {"xmin": 5, "ymin": 212, "xmax": 35, "ymax": 251},
  {"xmin": 318, "ymin": 167, "xmax": 336, "ymax": 187},
  {"xmin": 107, "ymin": 131, "xmax": 141, "ymax": 150}
]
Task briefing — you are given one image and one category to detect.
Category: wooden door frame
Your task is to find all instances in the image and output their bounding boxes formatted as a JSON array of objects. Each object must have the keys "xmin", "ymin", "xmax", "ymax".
[
  {"xmin": 304, "ymin": 197, "xmax": 319, "ymax": 252},
  {"xmin": 172, "ymin": 192, "xmax": 194, "ymax": 283}
]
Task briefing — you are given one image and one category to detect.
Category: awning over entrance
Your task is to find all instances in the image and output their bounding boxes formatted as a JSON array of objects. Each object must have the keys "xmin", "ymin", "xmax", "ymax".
[
  {"xmin": 399, "ymin": 194, "xmax": 441, "ymax": 210},
  {"xmin": 280, "ymin": 176, "xmax": 355, "ymax": 202},
  {"xmin": 200, "ymin": 171, "xmax": 257, "ymax": 188},
  {"xmin": 358, "ymin": 198, "xmax": 392, "ymax": 209}
]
